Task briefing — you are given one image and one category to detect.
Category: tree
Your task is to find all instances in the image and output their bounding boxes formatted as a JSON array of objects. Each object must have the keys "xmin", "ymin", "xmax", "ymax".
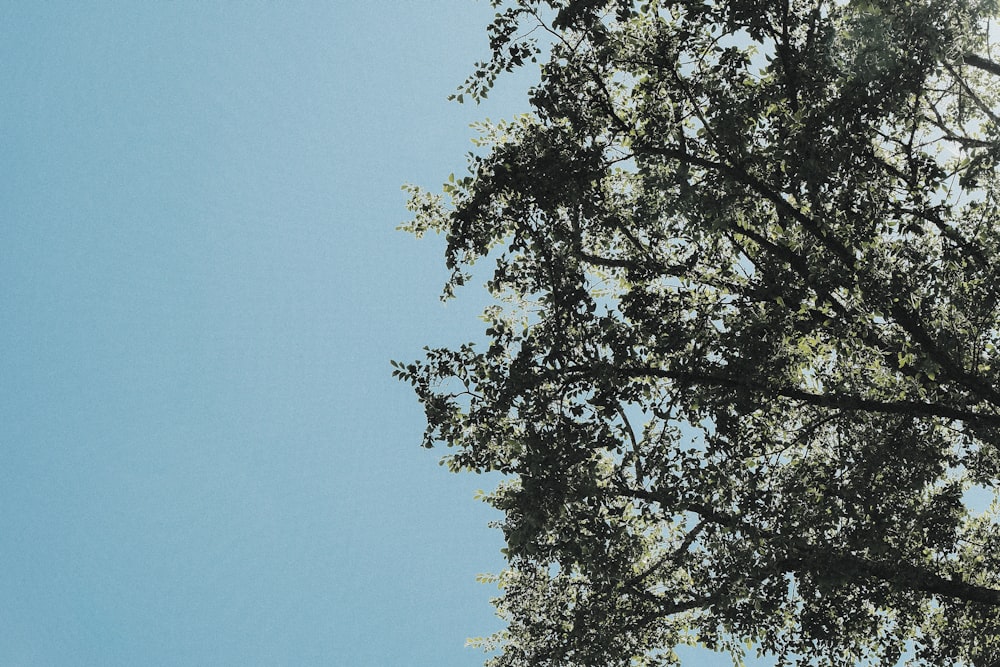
[{"xmin": 395, "ymin": 0, "xmax": 1000, "ymax": 665}]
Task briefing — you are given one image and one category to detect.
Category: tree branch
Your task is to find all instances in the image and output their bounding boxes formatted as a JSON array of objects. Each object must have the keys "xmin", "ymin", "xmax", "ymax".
[
  {"xmin": 621, "ymin": 487, "xmax": 1000, "ymax": 608},
  {"xmin": 964, "ymin": 53, "xmax": 1000, "ymax": 77},
  {"xmin": 554, "ymin": 363, "xmax": 1000, "ymax": 425}
]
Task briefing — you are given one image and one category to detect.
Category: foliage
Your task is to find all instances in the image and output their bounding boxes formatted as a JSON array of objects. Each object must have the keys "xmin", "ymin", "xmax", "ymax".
[{"xmin": 396, "ymin": 0, "xmax": 1000, "ymax": 664}]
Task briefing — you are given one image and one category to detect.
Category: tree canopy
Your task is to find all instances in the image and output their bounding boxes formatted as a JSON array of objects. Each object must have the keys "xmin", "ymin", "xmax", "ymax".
[{"xmin": 396, "ymin": 0, "xmax": 1000, "ymax": 665}]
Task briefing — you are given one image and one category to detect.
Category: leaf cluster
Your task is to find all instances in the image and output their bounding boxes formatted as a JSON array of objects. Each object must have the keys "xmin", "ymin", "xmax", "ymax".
[{"xmin": 398, "ymin": 0, "xmax": 1000, "ymax": 665}]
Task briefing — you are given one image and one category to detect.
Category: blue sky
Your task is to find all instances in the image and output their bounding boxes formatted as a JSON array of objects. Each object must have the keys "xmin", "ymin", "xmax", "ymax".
[{"xmin": 1, "ymin": 2, "xmax": 748, "ymax": 665}]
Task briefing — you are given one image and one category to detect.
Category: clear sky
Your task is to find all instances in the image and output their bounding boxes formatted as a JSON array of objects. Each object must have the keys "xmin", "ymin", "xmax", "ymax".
[{"xmin": 1, "ymin": 2, "xmax": 751, "ymax": 665}]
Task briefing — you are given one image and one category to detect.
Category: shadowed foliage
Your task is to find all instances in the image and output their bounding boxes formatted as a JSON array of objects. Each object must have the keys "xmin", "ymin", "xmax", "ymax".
[{"xmin": 397, "ymin": 0, "xmax": 1000, "ymax": 664}]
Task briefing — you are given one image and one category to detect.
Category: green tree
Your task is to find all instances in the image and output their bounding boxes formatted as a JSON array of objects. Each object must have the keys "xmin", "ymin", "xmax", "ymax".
[{"xmin": 396, "ymin": 0, "xmax": 1000, "ymax": 665}]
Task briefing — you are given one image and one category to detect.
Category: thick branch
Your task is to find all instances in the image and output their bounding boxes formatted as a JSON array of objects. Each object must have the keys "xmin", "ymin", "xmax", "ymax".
[
  {"xmin": 964, "ymin": 53, "xmax": 1000, "ymax": 77},
  {"xmin": 622, "ymin": 487, "xmax": 1000, "ymax": 608},
  {"xmin": 556, "ymin": 363, "xmax": 1000, "ymax": 425}
]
